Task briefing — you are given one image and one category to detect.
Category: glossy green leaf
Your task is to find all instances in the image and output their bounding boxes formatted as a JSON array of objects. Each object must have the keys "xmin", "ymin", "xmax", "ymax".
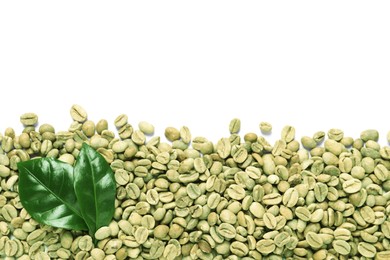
[
  {"xmin": 17, "ymin": 158, "xmax": 88, "ymax": 230},
  {"xmin": 74, "ymin": 143, "xmax": 116, "ymax": 236}
]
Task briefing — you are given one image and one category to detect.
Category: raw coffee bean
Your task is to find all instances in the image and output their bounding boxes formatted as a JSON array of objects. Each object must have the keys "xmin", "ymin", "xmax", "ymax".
[
  {"xmin": 229, "ymin": 118, "xmax": 241, "ymax": 134},
  {"xmin": 82, "ymin": 120, "xmax": 95, "ymax": 137},
  {"xmin": 332, "ymin": 240, "xmax": 351, "ymax": 255},
  {"xmin": 281, "ymin": 125, "xmax": 295, "ymax": 142},
  {"xmin": 230, "ymin": 241, "xmax": 249, "ymax": 257},
  {"xmin": 342, "ymin": 178, "xmax": 362, "ymax": 193},
  {"xmin": 217, "ymin": 223, "xmax": 236, "ymax": 239},
  {"xmin": 138, "ymin": 121, "xmax": 155, "ymax": 135},
  {"xmin": 165, "ymin": 127, "xmax": 180, "ymax": 141},
  {"xmin": 376, "ymin": 251, "xmax": 390, "ymax": 260},
  {"xmin": 134, "ymin": 226, "xmax": 149, "ymax": 244},
  {"xmin": 361, "ymin": 129, "xmax": 379, "ymax": 142},
  {"xmin": 154, "ymin": 225, "xmax": 169, "ymax": 239},
  {"xmin": 306, "ymin": 231, "xmax": 323, "ymax": 248},
  {"xmin": 256, "ymin": 239, "xmax": 275, "ymax": 255},
  {"xmin": 259, "ymin": 122, "xmax": 272, "ymax": 134},
  {"xmin": 313, "ymin": 131, "xmax": 326, "ymax": 143},
  {"xmin": 78, "ymin": 235, "xmax": 93, "ymax": 251},
  {"xmin": 114, "ymin": 114, "xmax": 128, "ymax": 128},
  {"xmin": 295, "ymin": 207, "xmax": 311, "ymax": 222},
  {"xmin": 96, "ymin": 119, "xmax": 108, "ymax": 134},
  {"xmin": 301, "ymin": 136, "xmax": 317, "ymax": 149},
  {"xmin": 20, "ymin": 113, "xmax": 38, "ymax": 126},
  {"xmin": 95, "ymin": 226, "xmax": 111, "ymax": 240},
  {"xmin": 328, "ymin": 128, "xmax": 344, "ymax": 141},
  {"xmin": 70, "ymin": 105, "xmax": 87, "ymax": 123},
  {"xmin": 282, "ymin": 188, "xmax": 299, "ymax": 207},
  {"xmin": 358, "ymin": 242, "xmax": 377, "ymax": 258},
  {"xmin": 180, "ymin": 126, "xmax": 192, "ymax": 144}
]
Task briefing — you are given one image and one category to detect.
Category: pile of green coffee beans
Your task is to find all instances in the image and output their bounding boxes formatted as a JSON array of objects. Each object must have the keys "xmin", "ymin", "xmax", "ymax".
[{"xmin": 1, "ymin": 104, "xmax": 390, "ymax": 259}]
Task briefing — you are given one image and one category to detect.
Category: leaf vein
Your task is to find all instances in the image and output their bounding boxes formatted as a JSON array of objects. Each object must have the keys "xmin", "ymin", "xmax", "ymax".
[{"xmin": 23, "ymin": 166, "xmax": 84, "ymax": 220}]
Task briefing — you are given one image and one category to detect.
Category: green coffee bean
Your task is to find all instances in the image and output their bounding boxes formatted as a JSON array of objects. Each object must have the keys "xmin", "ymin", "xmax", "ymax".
[
  {"xmin": 301, "ymin": 136, "xmax": 317, "ymax": 149},
  {"xmin": 262, "ymin": 193, "xmax": 282, "ymax": 205},
  {"xmin": 217, "ymin": 223, "xmax": 236, "ymax": 239},
  {"xmin": 249, "ymin": 202, "xmax": 264, "ymax": 218},
  {"xmin": 263, "ymin": 212, "xmax": 277, "ymax": 229},
  {"xmin": 272, "ymin": 139, "xmax": 286, "ymax": 156},
  {"xmin": 146, "ymin": 189, "xmax": 159, "ymax": 205},
  {"xmin": 56, "ymin": 248, "xmax": 71, "ymax": 259},
  {"xmin": 259, "ymin": 122, "xmax": 272, "ymax": 134},
  {"xmin": 114, "ymin": 114, "xmax": 128, "ymax": 129},
  {"xmin": 220, "ymin": 209, "xmax": 237, "ymax": 225},
  {"xmin": 78, "ymin": 235, "xmax": 93, "ymax": 251},
  {"xmin": 20, "ymin": 113, "xmax": 38, "ymax": 126},
  {"xmin": 374, "ymin": 164, "xmax": 388, "ymax": 181},
  {"xmin": 0, "ymin": 165, "xmax": 11, "ymax": 178},
  {"xmin": 94, "ymin": 119, "xmax": 108, "ymax": 134},
  {"xmin": 361, "ymin": 129, "xmax": 379, "ymax": 142},
  {"xmin": 358, "ymin": 242, "xmax": 376, "ymax": 258},
  {"xmin": 324, "ymin": 139, "xmax": 344, "ymax": 155},
  {"xmin": 118, "ymin": 123, "xmax": 133, "ymax": 139},
  {"xmin": 216, "ymin": 138, "xmax": 231, "ymax": 159},
  {"xmin": 328, "ymin": 128, "xmax": 343, "ymax": 141},
  {"xmin": 332, "ymin": 239, "xmax": 351, "ymax": 255},
  {"xmin": 295, "ymin": 207, "xmax": 311, "ymax": 222},
  {"xmin": 27, "ymin": 229, "xmax": 46, "ymax": 245},
  {"xmin": 95, "ymin": 226, "xmax": 111, "ymax": 240},
  {"xmin": 314, "ymin": 182, "xmax": 328, "ymax": 202},
  {"xmin": 230, "ymin": 241, "xmax": 249, "ymax": 257},
  {"xmin": 141, "ymin": 215, "xmax": 155, "ymax": 230},
  {"xmin": 165, "ymin": 127, "xmax": 180, "ymax": 142},
  {"xmin": 134, "ymin": 226, "xmax": 149, "ymax": 244},
  {"xmin": 334, "ymin": 228, "xmax": 351, "ymax": 240},
  {"xmin": 306, "ymin": 231, "xmax": 323, "ymax": 248},
  {"xmin": 377, "ymin": 251, "xmax": 390, "ymax": 260},
  {"xmin": 273, "ymin": 231, "xmax": 289, "ymax": 247},
  {"xmin": 229, "ymin": 118, "xmax": 241, "ymax": 134},
  {"xmin": 138, "ymin": 121, "xmax": 155, "ymax": 135},
  {"xmin": 186, "ymin": 183, "xmax": 201, "ymax": 199},
  {"xmin": 310, "ymin": 208, "xmax": 324, "ymax": 223},
  {"xmin": 126, "ymin": 183, "xmax": 141, "ymax": 199},
  {"xmin": 58, "ymin": 153, "xmax": 75, "ymax": 165},
  {"xmin": 2, "ymin": 204, "xmax": 17, "ymax": 222},
  {"xmin": 360, "ymin": 206, "xmax": 375, "ymax": 224},
  {"xmin": 70, "ymin": 105, "xmax": 87, "ymax": 123},
  {"xmin": 82, "ymin": 120, "xmax": 95, "ymax": 137},
  {"xmin": 312, "ymin": 131, "xmax": 325, "ymax": 143},
  {"xmin": 60, "ymin": 231, "xmax": 73, "ymax": 249},
  {"xmin": 198, "ymin": 239, "xmax": 212, "ymax": 254},
  {"xmin": 4, "ymin": 240, "xmax": 18, "ymax": 256},
  {"xmin": 263, "ymin": 154, "xmax": 275, "ymax": 175},
  {"xmin": 256, "ymin": 239, "xmax": 275, "ymax": 255},
  {"xmin": 132, "ymin": 130, "xmax": 146, "ymax": 145},
  {"xmin": 103, "ymin": 238, "xmax": 122, "ymax": 254},
  {"xmin": 154, "ymin": 225, "xmax": 169, "ymax": 239},
  {"xmin": 282, "ymin": 188, "xmax": 298, "ymax": 207},
  {"xmin": 135, "ymin": 201, "xmax": 150, "ymax": 215},
  {"xmin": 232, "ymin": 146, "xmax": 248, "ymax": 163},
  {"xmin": 227, "ymin": 184, "xmax": 246, "ymax": 200},
  {"xmin": 177, "ymin": 126, "xmax": 192, "ymax": 144},
  {"xmin": 281, "ymin": 125, "xmax": 295, "ymax": 142},
  {"xmin": 112, "ymin": 141, "xmax": 127, "ymax": 153},
  {"xmin": 342, "ymin": 178, "xmax": 362, "ymax": 193}
]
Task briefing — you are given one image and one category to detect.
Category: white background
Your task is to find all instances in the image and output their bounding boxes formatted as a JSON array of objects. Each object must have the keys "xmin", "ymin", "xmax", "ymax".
[{"xmin": 1, "ymin": 1, "xmax": 390, "ymax": 145}]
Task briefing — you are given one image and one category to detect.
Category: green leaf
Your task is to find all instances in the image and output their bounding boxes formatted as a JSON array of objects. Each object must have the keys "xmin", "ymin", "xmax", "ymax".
[
  {"xmin": 18, "ymin": 158, "xmax": 88, "ymax": 231},
  {"xmin": 74, "ymin": 143, "xmax": 116, "ymax": 236}
]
